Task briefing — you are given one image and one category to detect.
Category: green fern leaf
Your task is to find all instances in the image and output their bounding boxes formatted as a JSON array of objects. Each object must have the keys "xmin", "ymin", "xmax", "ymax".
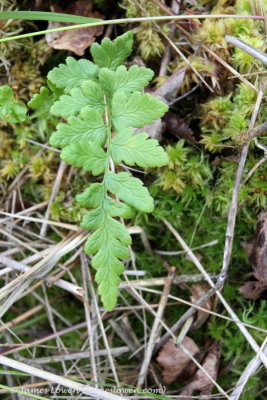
[
  {"xmin": 0, "ymin": 85, "xmax": 27, "ymax": 123},
  {"xmin": 77, "ymin": 186, "xmax": 134, "ymax": 218},
  {"xmin": 76, "ymin": 183, "xmax": 105, "ymax": 208},
  {"xmin": 111, "ymin": 91, "xmax": 168, "ymax": 131},
  {"xmin": 78, "ymin": 187, "xmax": 132, "ymax": 311},
  {"xmin": 51, "ymin": 81, "xmax": 104, "ymax": 117},
  {"xmin": 28, "ymin": 86, "xmax": 57, "ymax": 118},
  {"xmin": 50, "ymin": 88, "xmax": 89, "ymax": 117},
  {"xmin": 84, "ymin": 215, "xmax": 131, "ymax": 311},
  {"xmin": 61, "ymin": 142, "xmax": 107, "ymax": 175},
  {"xmin": 48, "ymin": 57, "xmax": 99, "ymax": 92},
  {"xmin": 90, "ymin": 31, "xmax": 133, "ymax": 69},
  {"xmin": 28, "ymin": 86, "xmax": 53, "ymax": 109},
  {"xmin": 111, "ymin": 129, "xmax": 168, "ymax": 167},
  {"xmin": 99, "ymin": 65, "xmax": 154, "ymax": 94},
  {"xmin": 106, "ymin": 171, "xmax": 154, "ymax": 212},
  {"xmin": 49, "ymin": 108, "xmax": 106, "ymax": 148}
]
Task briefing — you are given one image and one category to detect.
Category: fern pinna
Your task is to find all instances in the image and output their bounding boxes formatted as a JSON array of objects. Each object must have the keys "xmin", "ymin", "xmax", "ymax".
[{"xmin": 46, "ymin": 31, "xmax": 168, "ymax": 310}]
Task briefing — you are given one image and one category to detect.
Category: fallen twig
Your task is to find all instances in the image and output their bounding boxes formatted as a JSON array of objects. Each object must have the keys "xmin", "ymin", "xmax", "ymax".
[
  {"xmin": 137, "ymin": 267, "xmax": 176, "ymax": 388},
  {"xmin": 225, "ymin": 35, "xmax": 267, "ymax": 65},
  {"xmin": 0, "ymin": 355, "xmax": 126, "ymax": 400},
  {"xmin": 161, "ymin": 218, "xmax": 267, "ymax": 368},
  {"xmin": 218, "ymin": 85, "xmax": 265, "ymax": 286}
]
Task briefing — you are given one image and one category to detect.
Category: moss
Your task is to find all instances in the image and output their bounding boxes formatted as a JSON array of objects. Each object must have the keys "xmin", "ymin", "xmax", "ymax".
[{"xmin": 120, "ymin": 0, "xmax": 167, "ymax": 60}]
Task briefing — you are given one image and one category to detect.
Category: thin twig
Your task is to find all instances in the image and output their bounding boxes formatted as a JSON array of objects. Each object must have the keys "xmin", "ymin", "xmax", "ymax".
[
  {"xmin": 23, "ymin": 347, "xmax": 129, "ymax": 365},
  {"xmin": 80, "ymin": 253, "xmax": 98, "ymax": 386},
  {"xmin": 155, "ymin": 239, "xmax": 218, "ymax": 255},
  {"xmin": 126, "ymin": 283, "xmax": 229, "ymax": 397},
  {"xmin": 218, "ymin": 85, "xmax": 265, "ymax": 285},
  {"xmin": 154, "ymin": 286, "xmax": 218, "ymax": 353},
  {"xmin": 136, "ymin": 267, "xmax": 176, "ymax": 388},
  {"xmin": 119, "ymin": 273, "xmax": 217, "ymax": 288},
  {"xmin": 225, "ymin": 35, "xmax": 267, "ymax": 65},
  {"xmin": 242, "ymin": 153, "xmax": 267, "ymax": 185},
  {"xmin": 0, "ymin": 255, "xmax": 83, "ymax": 297},
  {"xmin": 230, "ymin": 337, "xmax": 267, "ymax": 400},
  {"xmin": 40, "ymin": 160, "xmax": 66, "ymax": 236},
  {"xmin": 85, "ymin": 257, "xmax": 120, "ymax": 386},
  {"xmin": 0, "ymin": 355, "xmax": 126, "ymax": 400},
  {"xmin": 240, "ymin": 120, "xmax": 267, "ymax": 142},
  {"xmin": 161, "ymin": 218, "xmax": 267, "ymax": 367}
]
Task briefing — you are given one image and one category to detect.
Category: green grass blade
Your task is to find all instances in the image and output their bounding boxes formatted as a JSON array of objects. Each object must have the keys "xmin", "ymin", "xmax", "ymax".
[
  {"xmin": 0, "ymin": 14, "xmax": 263, "ymax": 43},
  {"xmin": 0, "ymin": 10, "xmax": 101, "ymax": 23}
]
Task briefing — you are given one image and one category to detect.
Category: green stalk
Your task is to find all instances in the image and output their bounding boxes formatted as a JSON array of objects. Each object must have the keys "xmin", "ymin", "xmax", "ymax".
[
  {"xmin": 103, "ymin": 94, "xmax": 113, "ymax": 203},
  {"xmin": 103, "ymin": 94, "xmax": 112, "ymax": 178},
  {"xmin": 0, "ymin": 14, "xmax": 264, "ymax": 43},
  {"xmin": 0, "ymin": 10, "xmax": 100, "ymax": 23}
]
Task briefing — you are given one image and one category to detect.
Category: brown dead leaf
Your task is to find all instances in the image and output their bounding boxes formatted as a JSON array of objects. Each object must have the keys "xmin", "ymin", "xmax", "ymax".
[
  {"xmin": 240, "ymin": 237, "xmax": 256, "ymax": 258},
  {"xmin": 46, "ymin": 2, "xmax": 104, "ymax": 56},
  {"xmin": 239, "ymin": 213, "xmax": 267, "ymax": 299},
  {"xmin": 239, "ymin": 281, "xmax": 267, "ymax": 300},
  {"xmin": 250, "ymin": 212, "xmax": 267, "ymax": 282},
  {"xmin": 190, "ymin": 284, "xmax": 216, "ymax": 328},
  {"xmin": 179, "ymin": 341, "xmax": 220, "ymax": 399},
  {"xmin": 134, "ymin": 119, "xmax": 164, "ymax": 140},
  {"xmin": 164, "ymin": 112, "xmax": 196, "ymax": 143},
  {"xmin": 156, "ymin": 337, "xmax": 200, "ymax": 384},
  {"xmin": 153, "ymin": 68, "xmax": 185, "ymax": 102}
]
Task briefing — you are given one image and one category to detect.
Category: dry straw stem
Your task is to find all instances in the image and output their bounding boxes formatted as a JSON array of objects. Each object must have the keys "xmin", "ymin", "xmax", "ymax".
[
  {"xmin": 230, "ymin": 337, "xmax": 267, "ymax": 400},
  {"xmin": 85, "ymin": 259, "xmax": 121, "ymax": 387},
  {"xmin": 155, "ymin": 239, "xmax": 218, "ymax": 255},
  {"xmin": 242, "ymin": 152, "xmax": 267, "ymax": 184},
  {"xmin": 154, "ymin": 286, "xmax": 218, "ymax": 353},
  {"xmin": 203, "ymin": 44, "xmax": 257, "ymax": 93},
  {"xmin": 109, "ymin": 319, "xmax": 142, "ymax": 359},
  {"xmin": 0, "ymin": 296, "xmax": 58, "ymax": 333},
  {"xmin": 137, "ymin": 267, "xmax": 176, "ymax": 388},
  {"xmin": 124, "ymin": 282, "xmax": 228, "ymax": 397},
  {"xmin": 129, "ymin": 285, "xmax": 267, "ymax": 333},
  {"xmin": 219, "ymin": 83, "xmax": 265, "ymax": 284},
  {"xmin": 240, "ymin": 120, "xmax": 267, "ymax": 142},
  {"xmin": 1, "ymin": 321, "xmax": 87, "ymax": 356},
  {"xmin": 0, "ymin": 355, "xmax": 126, "ymax": 400},
  {"xmin": 221, "ymin": 83, "xmax": 267, "ymax": 397},
  {"xmin": 0, "ymin": 211, "xmax": 80, "ymax": 231},
  {"xmin": 40, "ymin": 160, "xmax": 67, "ymax": 236},
  {"xmin": 225, "ymin": 35, "xmax": 267, "ymax": 65},
  {"xmin": 0, "ymin": 230, "xmax": 86, "ymax": 300},
  {"xmin": 119, "ymin": 273, "xmax": 218, "ymax": 288},
  {"xmin": 80, "ymin": 253, "xmax": 98, "ymax": 385},
  {"xmin": 0, "ymin": 255, "xmax": 83, "ymax": 297},
  {"xmin": 0, "ymin": 201, "xmax": 48, "ymax": 223},
  {"xmin": 161, "ymin": 218, "xmax": 267, "ymax": 368},
  {"xmin": 24, "ymin": 347, "xmax": 129, "ymax": 365}
]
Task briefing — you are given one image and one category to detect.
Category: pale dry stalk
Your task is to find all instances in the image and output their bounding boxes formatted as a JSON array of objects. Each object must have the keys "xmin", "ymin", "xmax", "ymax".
[{"xmin": 136, "ymin": 267, "xmax": 176, "ymax": 388}]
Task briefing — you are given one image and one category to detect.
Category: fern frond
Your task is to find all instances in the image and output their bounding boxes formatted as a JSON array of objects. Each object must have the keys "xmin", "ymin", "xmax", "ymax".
[{"xmin": 45, "ymin": 31, "xmax": 168, "ymax": 310}]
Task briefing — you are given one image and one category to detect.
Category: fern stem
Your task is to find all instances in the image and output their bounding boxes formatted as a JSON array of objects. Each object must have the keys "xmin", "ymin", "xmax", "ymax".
[{"xmin": 103, "ymin": 94, "xmax": 114, "ymax": 195}]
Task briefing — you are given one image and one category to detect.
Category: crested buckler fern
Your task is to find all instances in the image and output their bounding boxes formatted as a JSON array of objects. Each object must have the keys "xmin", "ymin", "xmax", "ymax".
[{"xmin": 45, "ymin": 31, "xmax": 168, "ymax": 310}]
